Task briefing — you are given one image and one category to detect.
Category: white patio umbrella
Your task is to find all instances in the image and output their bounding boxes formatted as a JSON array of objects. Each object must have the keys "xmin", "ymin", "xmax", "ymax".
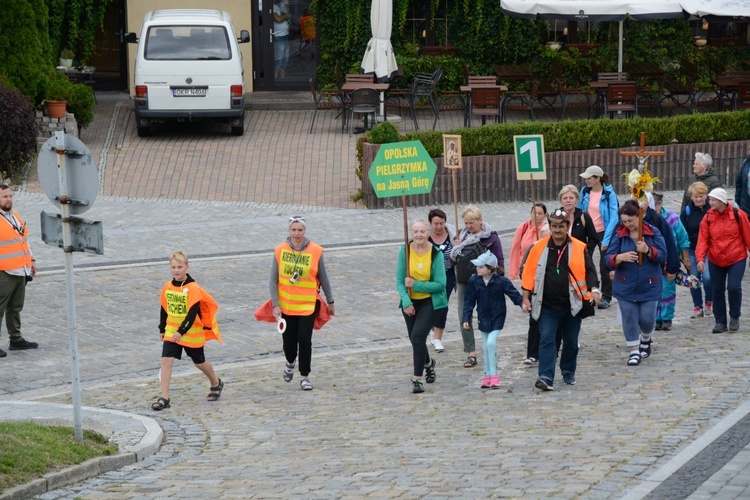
[
  {"xmin": 501, "ymin": 0, "xmax": 684, "ymax": 71},
  {"xmin": 360, "ymin": 0, "xmax": 398, "ymax": 82},
  {"xmin": 680, "ymin": 0, "xmax": 750, "ymax": 19}
]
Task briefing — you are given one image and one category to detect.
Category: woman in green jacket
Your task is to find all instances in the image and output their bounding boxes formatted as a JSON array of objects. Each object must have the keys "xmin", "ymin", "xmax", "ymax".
[{"xmin": 397, "ymin": 220, "xmax": 447, "ymax": 394}]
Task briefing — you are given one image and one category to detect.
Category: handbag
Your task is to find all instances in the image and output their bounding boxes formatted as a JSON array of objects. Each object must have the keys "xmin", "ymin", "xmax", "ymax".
[{"xmin": 568, "ymin": 267, "xmax": 595, "ymax": 319}]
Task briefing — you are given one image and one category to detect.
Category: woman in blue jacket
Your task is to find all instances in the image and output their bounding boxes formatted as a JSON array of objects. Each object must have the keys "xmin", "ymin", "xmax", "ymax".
[
  {"xmin": 579, "ymin": 165, "xmax": 620, "ymax": 309},
  {"xmin": 605, "ymin": 200, "xmax": 667, "ymax": 366}
]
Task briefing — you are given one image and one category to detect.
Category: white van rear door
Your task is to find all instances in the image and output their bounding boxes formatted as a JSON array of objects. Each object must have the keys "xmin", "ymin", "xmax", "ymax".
[{"xmin": 139, "ymin": 25, "xmax": 241, "ymax": 111}]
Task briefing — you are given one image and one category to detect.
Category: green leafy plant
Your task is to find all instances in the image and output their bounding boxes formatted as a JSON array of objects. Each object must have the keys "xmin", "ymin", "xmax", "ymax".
[
  {"xmin": 59, "ymin": 48, "xmax": 74, "ymax": 59},
  {"xmin": 68, "ymin": 82, "xmax": 94, "ymax": 128},
  {"xmin": 0, "ymin": 77, "xmax": 38, "ymax": 182},
  {"xmin": 0, "ymin": 0, "xmax": 51, "ymax": 99},
  {"xmin": 45, "ymin": 69, "xmax": 74, "ymax": 101},
  {"xmin": 47, "ymin": 0, "xmax": 114, "ymax": 64}
]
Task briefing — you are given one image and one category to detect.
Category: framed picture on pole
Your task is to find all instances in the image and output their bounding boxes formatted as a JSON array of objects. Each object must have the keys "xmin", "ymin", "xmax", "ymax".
[{"xmin": 443, "ymin": 134, "xmax": 462, "ymax": 169}]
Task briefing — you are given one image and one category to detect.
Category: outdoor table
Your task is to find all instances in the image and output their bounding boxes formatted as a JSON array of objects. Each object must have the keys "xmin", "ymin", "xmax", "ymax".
[
  {"xmin": 341, "ymin": 81, "xmax": 390, "ymax": 131},
  {"xmin": 460, "ymin": 84, "xmax": 507, "ymax": 126},
  {"xmin": 493, "ymin": 64, "xmax": 532, "ymax": 90},
  {"xmin": 712, "ymin": 75, "xmax": 750, "ymax": 110}
]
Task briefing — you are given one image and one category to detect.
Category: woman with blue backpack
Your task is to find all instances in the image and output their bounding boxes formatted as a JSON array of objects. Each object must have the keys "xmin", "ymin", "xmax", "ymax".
[{"xmin": 579, "ymin": 165, "xmax": 620, "ymax": 310}]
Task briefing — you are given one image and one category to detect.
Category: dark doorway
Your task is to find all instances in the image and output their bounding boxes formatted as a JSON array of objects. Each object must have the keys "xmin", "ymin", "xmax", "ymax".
[
  {"xmin": 251, "ymin": 0, "xmax": 316, "ymax": 91},
  {"xmin": 87, "ymin": 0, "xmax": 128, "ymax": 90}
]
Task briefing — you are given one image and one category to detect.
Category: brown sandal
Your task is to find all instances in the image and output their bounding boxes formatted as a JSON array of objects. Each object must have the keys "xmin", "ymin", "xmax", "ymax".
[
  {"xmin": 207, "ymin": 379, "xmax": 224, "ymax": 401},
  {"xmin": 463, "ymin": 355, "xmax": 477, "ymax": 368}
]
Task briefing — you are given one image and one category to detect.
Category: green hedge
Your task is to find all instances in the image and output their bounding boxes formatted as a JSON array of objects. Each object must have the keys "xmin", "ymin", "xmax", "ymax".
[{"xmin": 353, "ymin": 110, "xmax": 750, "ymax": 200}]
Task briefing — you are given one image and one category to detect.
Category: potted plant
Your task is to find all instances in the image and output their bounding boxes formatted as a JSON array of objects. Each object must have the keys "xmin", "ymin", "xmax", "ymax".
[
  {"xmin": 45, "ymin": 71, "xmax": 75, "ymax": 118},
  {"xmin": 59, "ymin": 49, "xmax": 74, "ymax": 68}
]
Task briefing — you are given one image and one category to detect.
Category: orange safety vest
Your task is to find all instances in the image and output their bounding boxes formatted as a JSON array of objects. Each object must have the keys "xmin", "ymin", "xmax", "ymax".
[
  {"xmin": 522, "ymin": 235, "xmax": 591, "ymax": 307},
  {"xmin": 275, "ymin": 241, "xmax": 323, "ymax": 316},
  {"xmin": 0, "ymin": 210, "xmax": 32, "ymax": 271},
  {"xmin": 160, "ymin": 281, "xmax": 222, "ymax": 348}
]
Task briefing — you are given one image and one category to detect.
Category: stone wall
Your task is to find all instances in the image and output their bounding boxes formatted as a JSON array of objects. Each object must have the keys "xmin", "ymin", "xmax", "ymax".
[
  {"xmin": 35, "ymin": 109, "xmax": 78, "ymax": 150},
  {"xmin": 362, "ymin": 140, "xmax": 750, "ymax": 208}
]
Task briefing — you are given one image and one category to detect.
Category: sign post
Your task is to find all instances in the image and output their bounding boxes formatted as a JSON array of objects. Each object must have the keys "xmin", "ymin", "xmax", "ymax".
[
  {"xmin": 514, "ymin": 135, "xmax": 547, "ymax": 238},
  {"xmin": 368, "ymin": 140, "xmax": 438, "ymax": 283},
  {"xmin": 37, "ymin": 131, "xmax": 102, "ymax": 443}
]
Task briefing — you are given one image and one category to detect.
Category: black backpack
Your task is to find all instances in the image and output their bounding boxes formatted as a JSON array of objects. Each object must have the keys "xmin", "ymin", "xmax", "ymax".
[{"xmin": 454, "ymin": 234, "xmax": 495, "ymax": 284}]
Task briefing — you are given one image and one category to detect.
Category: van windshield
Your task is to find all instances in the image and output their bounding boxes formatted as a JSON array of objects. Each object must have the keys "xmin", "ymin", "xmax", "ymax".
[{"xmin": 145, "ymin": 25, "xmax": 231, "ymax": 60}]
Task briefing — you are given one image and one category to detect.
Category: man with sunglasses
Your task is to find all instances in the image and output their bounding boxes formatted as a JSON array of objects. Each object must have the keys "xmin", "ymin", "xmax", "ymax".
[
  {"xmin": 521, "ymin": 208, "xmax": 600, "ymax": 391},
  {"xmin": 0, "ymin": 184, "xmax": 38, "ymax": 357}
]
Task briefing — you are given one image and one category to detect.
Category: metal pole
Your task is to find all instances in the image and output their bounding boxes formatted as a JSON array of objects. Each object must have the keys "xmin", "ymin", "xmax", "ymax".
[
  {"xmin": 618, "ymin": 21, "xmax": 624, "ymax": 73},
  {"xmin": 54, "ymin": 131, "xmax": 83, "ymax": 444}
]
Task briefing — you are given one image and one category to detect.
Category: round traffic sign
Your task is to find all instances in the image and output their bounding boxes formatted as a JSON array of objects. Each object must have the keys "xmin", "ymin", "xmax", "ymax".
[{"xmin": 37, "ymin": 134, "xmax": 98, "ymax": 215}]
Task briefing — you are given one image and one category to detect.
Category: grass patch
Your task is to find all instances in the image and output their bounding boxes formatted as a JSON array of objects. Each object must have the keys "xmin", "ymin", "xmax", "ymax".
[{"xmin": 0, "ymin": 421, "xmax": 117, "ymax": 493}]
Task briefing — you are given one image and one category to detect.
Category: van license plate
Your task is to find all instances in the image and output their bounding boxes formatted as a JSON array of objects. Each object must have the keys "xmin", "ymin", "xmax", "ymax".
[{"xmin": 172, "ymin": 88, "xmax": 207, "ymax": 97}]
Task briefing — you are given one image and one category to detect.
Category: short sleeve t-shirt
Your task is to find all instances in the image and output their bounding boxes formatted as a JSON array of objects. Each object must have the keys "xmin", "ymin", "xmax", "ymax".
[{"xmin": 588, "ymin": 190, "xmax": 605, "ymax": 233}]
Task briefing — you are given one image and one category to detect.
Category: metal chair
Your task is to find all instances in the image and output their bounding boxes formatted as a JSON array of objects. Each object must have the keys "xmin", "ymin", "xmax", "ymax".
[
  {"xmin": 309, "ymin": 78, "xmax": 344, "ymax": 134},
  {"xmin": 469, "ymin": 87, "xmax": 503, "ymax": 126},
  {"xmin": 603, "ymin": 81, "xmax": 638, "ymax": 119},
  {"xmin": 348, "ymin": 87, "xmax": 379, "ymax": 135},
  {"xmin": 406, "ymin": 68, "xmax": 443, "ymax": 130}
]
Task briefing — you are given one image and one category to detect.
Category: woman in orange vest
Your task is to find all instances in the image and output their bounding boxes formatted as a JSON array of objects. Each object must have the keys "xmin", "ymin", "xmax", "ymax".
[
  {"xmin": 271, "ymin": 216, "xmax": 335, "ymax": 391},
  {"xmin": 153, "ymin": 250, "xmax": 223, "ymax": 410}
]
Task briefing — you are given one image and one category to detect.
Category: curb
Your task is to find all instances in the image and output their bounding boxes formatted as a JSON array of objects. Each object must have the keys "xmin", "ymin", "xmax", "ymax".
[{"xmin": 0, "ymin": 403, "xmax": 163, "ymax": 499}]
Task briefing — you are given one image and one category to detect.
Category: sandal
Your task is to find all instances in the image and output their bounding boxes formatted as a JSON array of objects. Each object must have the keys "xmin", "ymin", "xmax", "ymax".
[
  {"xmin": 207, "ymin": 378, "xmax": 224, "ymax": 401},
  {"xmin": 300, "ymin": 378, "xmax": 313, "ymax": 391},
  {"xmin": 463, "ymin": 355, "xmax": 477, "ymax": 368},
  {"xmin": 627, "ymin": 352, "xmax": 642, "ymax": 366},
  {"xmin": 151, "ymin": 397, "xmax": 170, "ymax": 411}
]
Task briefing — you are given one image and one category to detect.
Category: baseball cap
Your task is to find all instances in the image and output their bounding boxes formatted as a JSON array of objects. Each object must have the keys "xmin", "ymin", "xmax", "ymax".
[
  {"xmin": 470, "ymin": 251, "xmax": 498, "ymax": 268},
  {"xmin": 579, "ymin": 165, "xmax": 604, "ymax": 179}
]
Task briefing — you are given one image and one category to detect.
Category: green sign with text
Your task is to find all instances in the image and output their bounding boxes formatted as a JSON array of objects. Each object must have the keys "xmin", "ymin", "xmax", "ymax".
[
  {"xmin": 368, "ymin": 140, "xmax": 437, "ymax": 198},
  {"xmin": 513, "ymin": 135, "xmax": 547, "ymax": 180}
]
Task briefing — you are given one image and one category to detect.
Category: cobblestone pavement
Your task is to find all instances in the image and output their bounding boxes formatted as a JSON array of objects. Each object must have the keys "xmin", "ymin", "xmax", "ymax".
[{"xmin": 2, "ymin": 93, "xmax": 749, "ymax": 498}]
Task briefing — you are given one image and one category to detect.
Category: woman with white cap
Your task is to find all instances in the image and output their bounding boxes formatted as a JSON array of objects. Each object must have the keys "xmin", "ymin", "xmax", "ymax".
[
  {"xmin": 271, "ymin": 216, "xmax": 335, "ymax": 391},
  {"xmin": 578, "ymin": 165, "xmax": 619, "ymax": 309},
  {"xmin": 681, "ymin": 152, "xmax": 722, "ymax": 212},
  {"xmin": 696, "ymin": 188, "xmax": 750, "ymax": 333}
]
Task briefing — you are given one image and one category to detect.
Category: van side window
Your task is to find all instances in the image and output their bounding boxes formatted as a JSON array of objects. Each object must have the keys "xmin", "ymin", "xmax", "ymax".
[{"xmin": 145, "ymin": 25, "xmax": 231, "ymax": 61}]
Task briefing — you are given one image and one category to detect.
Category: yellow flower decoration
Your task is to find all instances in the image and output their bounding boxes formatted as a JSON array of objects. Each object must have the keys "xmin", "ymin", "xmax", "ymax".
[{"xmin": 623, "ymin": 165, "xmax": 660, "ymax": 201}]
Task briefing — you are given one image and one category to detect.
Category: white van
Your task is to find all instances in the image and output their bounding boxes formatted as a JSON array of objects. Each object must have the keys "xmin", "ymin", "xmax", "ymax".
[{"xmin": 126, "ymin": 9, "xmax": 250, "ymax": 137}]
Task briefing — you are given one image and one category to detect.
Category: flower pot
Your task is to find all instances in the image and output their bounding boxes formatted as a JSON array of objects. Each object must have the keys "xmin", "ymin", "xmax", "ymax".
[
  {"xmin": 694, "ymin": 37, "xmax": 707, "ymax": 47},
  {"xmin": 47, "ymin": 100, "xmax": 68, "ymax": 119},
  {"xmin": 546, "ymin": 41, "xmax": 562, "ymax": 51},
  {"xmin": 59, "ymin": 57, "xmax": 73, "ymax": 68}
]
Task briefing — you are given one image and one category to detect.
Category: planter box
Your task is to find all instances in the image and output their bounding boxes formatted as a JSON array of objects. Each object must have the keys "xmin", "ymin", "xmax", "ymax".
[{"xmin": 362, "ymin": 140, "xmax": 749, "ymax": 208}]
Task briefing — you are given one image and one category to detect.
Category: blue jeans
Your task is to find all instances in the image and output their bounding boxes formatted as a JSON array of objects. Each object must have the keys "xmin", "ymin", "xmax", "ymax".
[
  {"xmin": 537, "ymin": 305, "xmax": 581, "ymax": 386},
  {"xmin": 618, "ymin": 300, "xmax": 657, "ymax": 347},
  {"xmin": 480, "ymin": 330, "xmax": 501, "ymax": 376},
  {"xmin": 708, "ymin": 259, "xmax": 746, "ymax": 325},
  {"xmin": 689, "ymin": 249, "xmax": 712, "ymax": 308}
]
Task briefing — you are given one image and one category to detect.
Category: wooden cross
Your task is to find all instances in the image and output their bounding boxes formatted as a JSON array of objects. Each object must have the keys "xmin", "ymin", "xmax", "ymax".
[
  {"xmin": 620, "ymin": 132, "xmax": 665, "ymax": 172},
  {"xmin": 619, "ymin": 131, "xmax": 665, "ymax": 264}
]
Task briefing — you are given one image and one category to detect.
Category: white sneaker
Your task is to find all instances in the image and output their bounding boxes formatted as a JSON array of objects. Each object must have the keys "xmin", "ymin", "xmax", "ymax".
[
  {"xmin": 428, "ymin": 329, "xmax": 435, "ymax": 345},
  {"xmin": 433, "ymin": 339, "xmax": 445, "ymax": 352}
]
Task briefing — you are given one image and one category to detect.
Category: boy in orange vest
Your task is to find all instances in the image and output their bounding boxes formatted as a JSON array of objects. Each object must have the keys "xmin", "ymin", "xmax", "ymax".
[{"xmin": 152, "ymin": 250, "xmax": 223, "ymax": 410}]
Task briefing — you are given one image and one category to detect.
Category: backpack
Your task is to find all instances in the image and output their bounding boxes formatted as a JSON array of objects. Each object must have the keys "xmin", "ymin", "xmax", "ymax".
[{"xmin": 454, "ymin": 233, "xmax": 495, "ymax": 284}]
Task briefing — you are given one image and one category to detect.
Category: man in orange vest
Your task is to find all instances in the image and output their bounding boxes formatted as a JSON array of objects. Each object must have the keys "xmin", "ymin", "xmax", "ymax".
[
  {"xmin": 0, "ymin": 184, "xmax": 38, "ymax": 357},
  {"xmin": 521, "ymin": 208, "xmax": 599, "ymax": 391}
]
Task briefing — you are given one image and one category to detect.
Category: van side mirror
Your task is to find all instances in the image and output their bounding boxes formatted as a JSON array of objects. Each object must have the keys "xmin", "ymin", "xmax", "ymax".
[
  {"xmin": 238, "ymin": 30, "xmax": 250, "ymax": 44},
  {"xmin": 124, "ymin": 32, "xmax": 138, "ymax": 44}
]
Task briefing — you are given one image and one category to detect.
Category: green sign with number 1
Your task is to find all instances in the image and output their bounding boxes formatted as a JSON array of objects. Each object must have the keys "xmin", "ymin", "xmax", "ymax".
[{"xmin": 513, "ymin": 135, "xmax": 547, "ymax": 180}]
